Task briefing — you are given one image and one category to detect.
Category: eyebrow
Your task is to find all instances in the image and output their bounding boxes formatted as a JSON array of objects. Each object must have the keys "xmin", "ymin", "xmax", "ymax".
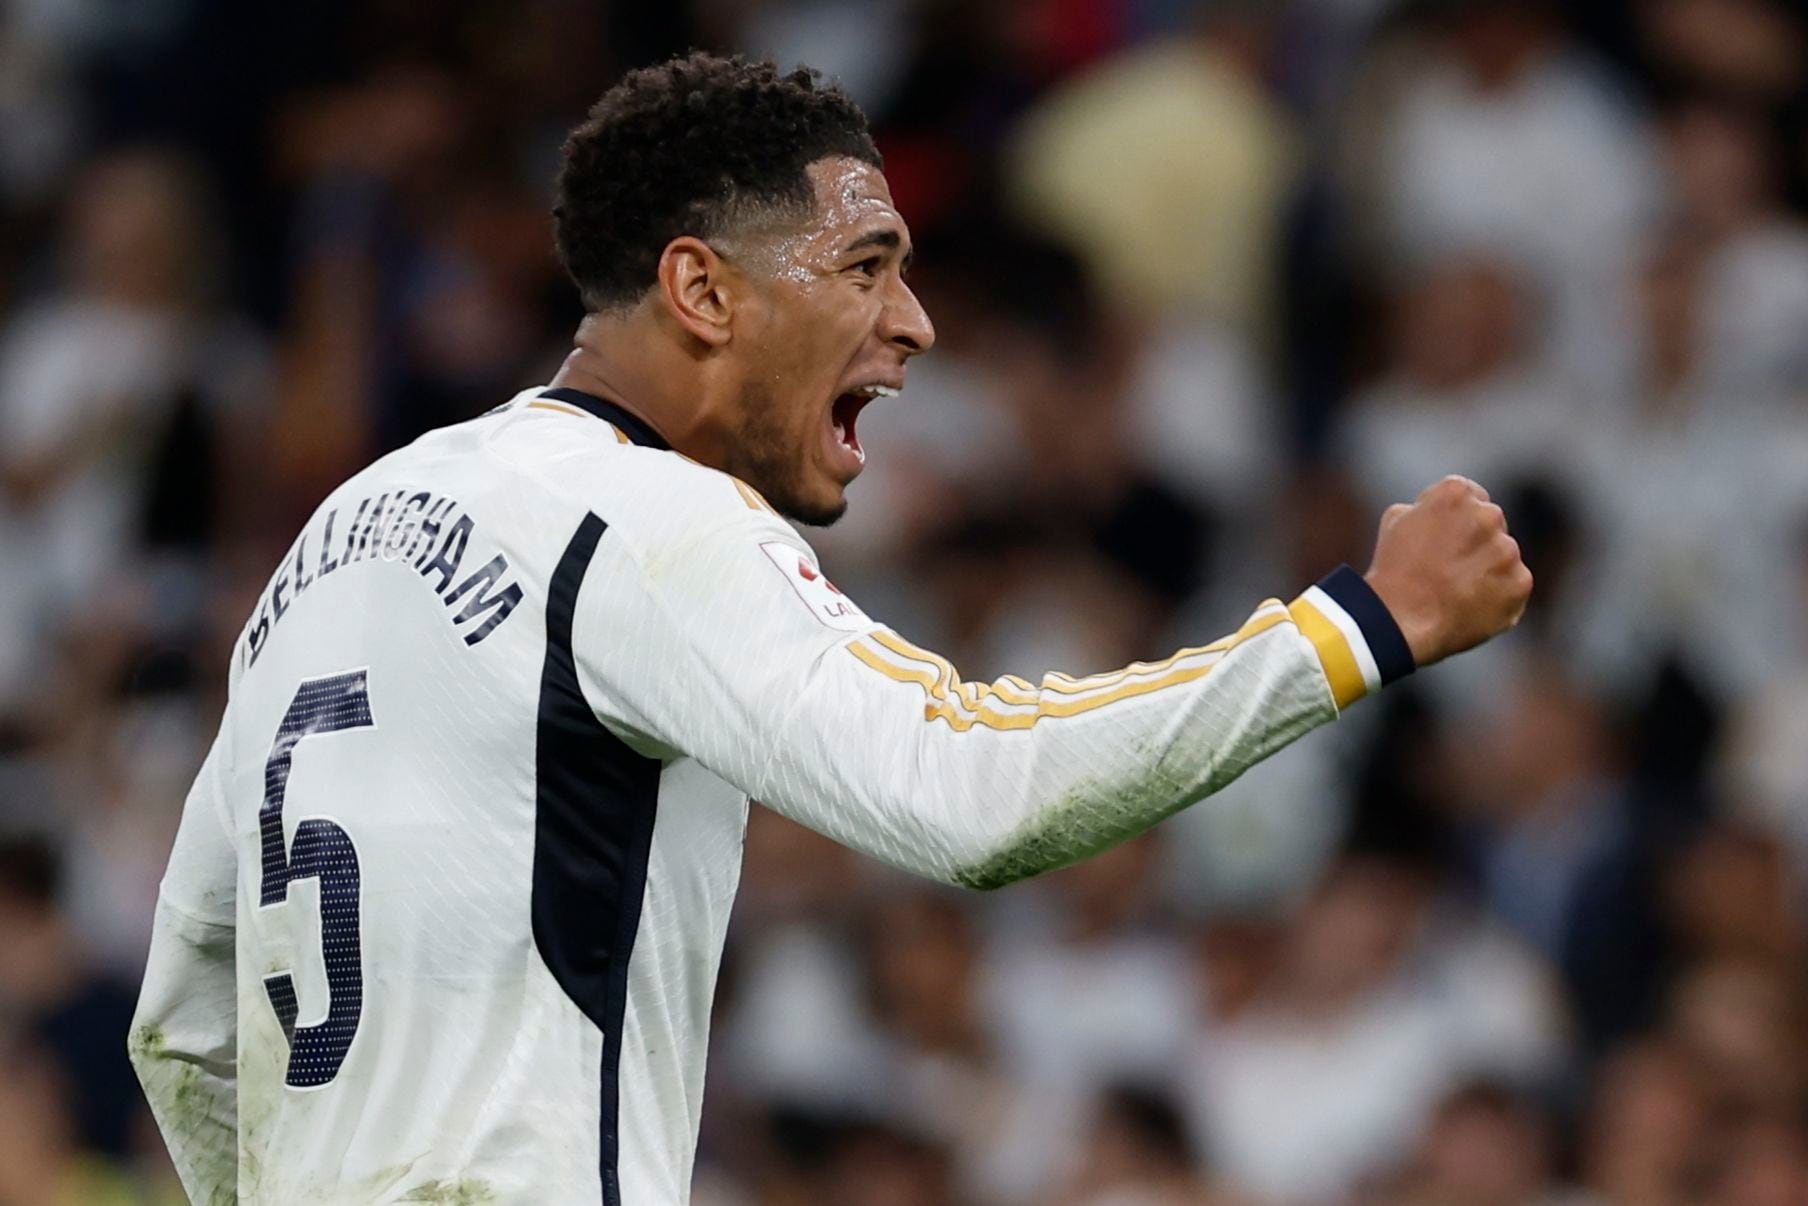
[{"xmin": 842, "ymin": 228, "xmax": 914, "ymax": 271}]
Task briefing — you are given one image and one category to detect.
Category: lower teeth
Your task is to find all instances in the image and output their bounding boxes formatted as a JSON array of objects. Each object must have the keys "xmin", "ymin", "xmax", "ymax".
[{"xmin": 835, "ymin": 424, "xmax": 864, "ymax": 461}]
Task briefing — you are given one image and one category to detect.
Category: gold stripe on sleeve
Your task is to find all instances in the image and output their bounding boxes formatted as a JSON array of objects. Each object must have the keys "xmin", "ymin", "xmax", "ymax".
[
  {"xmin": 1286, "ymin": 596, "xmax": 1367, "ymax": 709},
  {"xmin": 848, "ymin": 605, "xmax": 1293, "ymax": 732},
  {"xmin": 1039, "ymin": 605, "xmax": 1287, "ymax": 696}
]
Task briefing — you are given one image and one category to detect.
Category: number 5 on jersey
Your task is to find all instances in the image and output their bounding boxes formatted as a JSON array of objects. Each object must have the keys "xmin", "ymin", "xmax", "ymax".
[{"xmin": 260, "ymin": 670, "xmax": 372, "ymax": 1088}]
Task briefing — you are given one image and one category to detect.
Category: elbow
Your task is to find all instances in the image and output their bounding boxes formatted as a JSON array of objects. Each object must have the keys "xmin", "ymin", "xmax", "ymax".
[
  {"xmin": 948, "ymin": 843, "xmax": 1053, "ymax": 893},
  {"xmin": 954, "ymin": 868, "xmax": 1018, "ymax": 892},
  {"xmin": 940, "ymin": 805, "xmax": 1078, "ymax": 892}
]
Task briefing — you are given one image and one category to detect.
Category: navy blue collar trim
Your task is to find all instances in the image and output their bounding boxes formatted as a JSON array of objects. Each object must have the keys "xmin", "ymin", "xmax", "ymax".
[{"xmin": 538, "ymin": 387, "xmax": 671, "ymax": 451}]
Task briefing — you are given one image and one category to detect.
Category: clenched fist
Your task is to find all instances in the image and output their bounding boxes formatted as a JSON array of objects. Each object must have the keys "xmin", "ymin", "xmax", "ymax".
[{"xmin": 1363, "ymin": 476, "xmax": 1533, "ymax": 668}]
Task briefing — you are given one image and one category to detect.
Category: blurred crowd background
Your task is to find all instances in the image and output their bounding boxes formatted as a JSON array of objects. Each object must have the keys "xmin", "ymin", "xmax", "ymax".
[{"xmin": 2, "ymin": 0, "xmax": 1807, "ymax": 1202}]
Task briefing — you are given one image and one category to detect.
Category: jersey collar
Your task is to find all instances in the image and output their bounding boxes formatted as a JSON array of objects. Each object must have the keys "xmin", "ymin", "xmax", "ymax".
[{"xmin": 537, "ymin": 387, "xmax": 672, "ymax": 451}]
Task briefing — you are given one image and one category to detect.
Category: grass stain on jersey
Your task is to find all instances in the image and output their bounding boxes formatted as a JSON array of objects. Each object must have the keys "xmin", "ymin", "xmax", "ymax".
[
  {"xmin": 950, "ymin": 757, "xmax": 1195, "ymax": 891},
  {"xmin": 127, "ymin": 1022, "xmax": 164, "ymax": 1061},
  {"xmin": 130, "ymin": 1024, "xmax": 239, "ymax": 1205},
  {"xmin": 401, "ymin": 1179, "xmax": 497, "ymax": 1203}
]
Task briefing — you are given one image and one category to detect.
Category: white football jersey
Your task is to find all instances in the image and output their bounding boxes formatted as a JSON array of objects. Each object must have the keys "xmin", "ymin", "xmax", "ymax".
[{"xmin": 131, "ymin": 384, "xmax": 1413, "ymax": 1204}]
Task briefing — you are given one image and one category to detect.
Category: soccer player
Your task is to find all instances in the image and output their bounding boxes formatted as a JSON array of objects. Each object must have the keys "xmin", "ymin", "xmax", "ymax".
[{"xmin": 130, "ymin": 52, "xmax": 1531, "ymax": 1204}]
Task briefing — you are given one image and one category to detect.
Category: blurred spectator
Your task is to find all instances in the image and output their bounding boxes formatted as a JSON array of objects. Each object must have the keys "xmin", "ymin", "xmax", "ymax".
[
  {"xmin": 269, "ymin": 67, "xmax": 557, "ymax": 509},
  {"xmin": 988, "ymin": 838, "xmax": 1195, "ymax": 1098},
  {"xmin": 0, "ymin": 1037, "xmax": 151, "ymax": 1205},
  {"xmin": 856, "ymin": 888, "xmax": 1047, "ymax": 1203},
  {"xmin": 983, "ymin": 839, "xmax": 1199, "ymax": 1199},
  {"xmin": 1637, "ymin": 0, "xmax": 1807, "ymax": 104},
  {"xmin": 1444, "ymin": 658, "xmax": 1663, "ymax": 1053},
  {"xmin": 717, "ymin": 0, "xmax": 914, "ymax": 113},
  {"xmin": 1693, "ymin": 1112, "xmax": 1808, "ymax": 1206},
  {"xmin": 1341, "ymin": 0, "xmax": 1661, "ymax": 386},
  {"xmin": 1364, "ymin": 1080, "xmax": 1562, "ymax": 1206},
  {"xmin": 1055, "ymin": 1084, "xmax": 1238, "ymax": 1206},
  {"xmin": 1663, "ymin": 956, "xmax": 1806, "ymax": 1115},
  {"xmin": 1652, "ymin": 97, "xmax": 1808, "ymax": 401},
  {"xmin": 1566, "ymin": 224, "xmax": 1805, "ymax": 699},
  {"xmin": 807, "ymin": 1119, "xmax": 960, "ymax": 1206},
  {"xmin": 0, "ymin": 2, "xmax": 86, "ymax": 210},
  {"xmin": 1005, "ymin": 4, "xmax": 1304, "ymax": 329},
  {"xmin": 1574, "ymin": 1039, "xmax": 1711, "ymax": 1206},
  {"xmin": 0, "ymin": 835, "xmax": 144, "ymax": 1162},
  {"xmin": 1181, "ymin": 851, "xmax": 1565, "ymax": 1202},
  {"xmin": 1335, "ymin": 255, "xmax": 1572, "ymax": 513},
  {"xmin": 719, "ymin": 810, "xmax": 887, "ymax": 1113},
  {"xmin": 0, "ymin": 147, "xmax": 266, "ymax": 727},
  {"xmin": 1716, "ymin": 521, "xmax": 1808, "ymax": 873},
  {"xmin": 1662, "ymin": 822, "xmax": 1803, "ymax": 970}
]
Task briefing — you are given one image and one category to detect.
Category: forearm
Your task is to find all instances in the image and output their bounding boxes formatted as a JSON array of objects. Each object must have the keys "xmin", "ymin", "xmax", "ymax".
[
  {"xmin": 946, "ymin": 612, "xmax": 1337, "ymax": 890},
  {"xmin": 131, "ymin": 896, "xmax": 239, "ymax": 1204},
  {"xmin": 759, "ymin": 569, "xmax": 1412, "ymax": 889}
]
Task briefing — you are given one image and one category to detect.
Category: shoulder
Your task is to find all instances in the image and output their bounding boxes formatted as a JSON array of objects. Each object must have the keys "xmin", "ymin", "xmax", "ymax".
[{"xmin": 601, "ymin": 452, "xmax": 808, "ymax": 576}]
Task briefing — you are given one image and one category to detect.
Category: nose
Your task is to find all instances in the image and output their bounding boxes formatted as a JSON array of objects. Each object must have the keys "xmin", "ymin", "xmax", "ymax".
[{"xmin": 882, "ymin": 279, "xmax": 936, "ymax": 356}]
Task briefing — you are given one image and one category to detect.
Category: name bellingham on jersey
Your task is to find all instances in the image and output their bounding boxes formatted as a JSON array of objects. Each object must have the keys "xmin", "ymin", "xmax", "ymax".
[{"xmin": 242, "ymin": 489, "xmax": 524, "ymax": 670}]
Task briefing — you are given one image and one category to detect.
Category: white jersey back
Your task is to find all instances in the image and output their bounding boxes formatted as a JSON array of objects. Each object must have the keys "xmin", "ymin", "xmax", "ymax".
[
  {"xmin": 133, "ymin": 384, "xmax": 1413, "ymax": 1203},
  {"xmin": 171, "ymin": 388, "xmax": 756, "ymax": 1203}
]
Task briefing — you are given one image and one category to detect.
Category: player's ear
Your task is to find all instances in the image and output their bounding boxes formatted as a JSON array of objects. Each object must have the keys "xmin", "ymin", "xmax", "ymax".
[{"xmin": 656, "ymin": 237, "xmax": 735, "ymax": 348}]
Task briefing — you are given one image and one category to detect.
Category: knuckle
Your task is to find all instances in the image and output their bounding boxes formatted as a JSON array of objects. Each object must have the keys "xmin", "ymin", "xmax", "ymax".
[
  {"xmin": 1421, "ymin": 478, "xmax": 1459, "ymax": 504},
  {"xmin": 1434, "ymin": 473, "xmax": 1489, "ymax": 503}
]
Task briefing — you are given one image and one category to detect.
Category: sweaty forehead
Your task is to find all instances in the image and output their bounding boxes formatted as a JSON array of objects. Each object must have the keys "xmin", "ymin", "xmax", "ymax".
[{"xmin": 803, "ymin": 157, "xmax": 903, "ymax": 245}]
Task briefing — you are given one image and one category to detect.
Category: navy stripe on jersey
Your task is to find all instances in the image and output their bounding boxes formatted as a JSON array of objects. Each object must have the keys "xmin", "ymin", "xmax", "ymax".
[
  {"xmin": 534, "ymin": 513, "xmax": 662, "ymax": 1206},
  {"xmin": 539, "ymin": 387, "xmax": 672, "ymax": 451}
]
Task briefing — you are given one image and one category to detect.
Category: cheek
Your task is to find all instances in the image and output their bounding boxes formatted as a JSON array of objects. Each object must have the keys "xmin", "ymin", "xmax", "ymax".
[
  {"xmin": 769, "ymin": 293, "xmax": 844, "ymax": 370},
  {"xmin": 797, "ymin": 279, "xmax": 877, "ymax": 342},
  {"xmin": 790, "ymin": 306, "xmax": 867, "ymax": 398},
  {"xmin": 751, "ymin": 286, "xmax": 875, "ymax": 440}
]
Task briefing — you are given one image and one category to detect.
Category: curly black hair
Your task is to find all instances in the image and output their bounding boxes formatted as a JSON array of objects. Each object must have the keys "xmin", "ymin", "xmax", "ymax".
[{"xmin": 553, "ymin": 52, "xmax": 882, "ymax": 312}]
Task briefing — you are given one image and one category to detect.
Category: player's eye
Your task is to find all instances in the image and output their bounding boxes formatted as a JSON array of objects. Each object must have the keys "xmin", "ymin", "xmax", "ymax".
[{"xmin": 851, "ymin": 257, "xmax": 882, "ymax": 278}]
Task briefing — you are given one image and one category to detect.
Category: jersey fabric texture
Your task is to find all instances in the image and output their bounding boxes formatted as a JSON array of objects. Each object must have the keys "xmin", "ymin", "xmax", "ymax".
[{"xmin": 130, "ymin": 384, "xmax": 1413, "ymax": 1204}]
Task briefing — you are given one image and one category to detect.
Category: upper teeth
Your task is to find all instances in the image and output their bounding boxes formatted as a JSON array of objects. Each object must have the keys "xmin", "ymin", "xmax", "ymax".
[{"xmin": 853, "ymin": 385, "xmax": 900, "ymax": 399}]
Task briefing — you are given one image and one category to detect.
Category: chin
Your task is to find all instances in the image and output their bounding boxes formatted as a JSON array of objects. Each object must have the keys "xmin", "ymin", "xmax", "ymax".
[
  {"xmin": 763, "ymin": 473, "xmax": 850, "ymax": 527},
  {"xmin": 736, "ymin": 451, "xmax": 852, "ymax": 527},
  {"xmin": 780, "ymin": 493, "xmax": 849, "ymax": 528}
]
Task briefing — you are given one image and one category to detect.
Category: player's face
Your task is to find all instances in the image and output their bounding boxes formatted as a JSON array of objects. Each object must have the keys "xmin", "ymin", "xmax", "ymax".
[{"xmin": 722, "ymin": 158, "xmax": 934, "ymax": 526}]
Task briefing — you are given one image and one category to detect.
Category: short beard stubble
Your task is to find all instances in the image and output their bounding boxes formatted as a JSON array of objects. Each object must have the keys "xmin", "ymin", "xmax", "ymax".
[{"xmin": 723, "ymin": 377, "xmax": 849, "ymax": 528}]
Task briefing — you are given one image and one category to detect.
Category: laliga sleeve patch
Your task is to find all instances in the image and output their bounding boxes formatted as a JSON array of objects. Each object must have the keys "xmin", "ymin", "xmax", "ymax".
[{"xmin": 759, "ymin": 541, "xmax": 870, "ymax": 632}]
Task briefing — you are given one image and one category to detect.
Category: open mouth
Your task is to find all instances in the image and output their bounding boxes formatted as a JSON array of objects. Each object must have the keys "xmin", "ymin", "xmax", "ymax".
[{"xmin": 830, "ymin": 383, "xmax": 899, "ymax": 463}]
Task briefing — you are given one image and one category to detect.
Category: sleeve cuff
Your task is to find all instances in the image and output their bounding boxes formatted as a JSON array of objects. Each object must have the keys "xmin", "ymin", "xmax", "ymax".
[{"xmin": 1286, "ymin": 565, "xmax": 1416, "ymax": 709}]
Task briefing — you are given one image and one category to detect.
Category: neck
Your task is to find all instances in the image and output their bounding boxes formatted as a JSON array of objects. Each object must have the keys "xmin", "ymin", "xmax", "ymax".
[{"xmin": 549, "ymin": 313, "xmax": 733, "ymax": 469}]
